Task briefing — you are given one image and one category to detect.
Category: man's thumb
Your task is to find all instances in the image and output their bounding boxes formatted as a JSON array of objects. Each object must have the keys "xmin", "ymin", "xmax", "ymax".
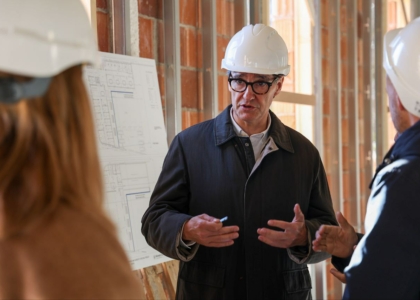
[
  {"xmin": 293, "ymin": 203, "xmax": 305, "ymax": 222},
  {"xmin": 336, "ymin": 211, "xmax": 350, "ymax": 228}
]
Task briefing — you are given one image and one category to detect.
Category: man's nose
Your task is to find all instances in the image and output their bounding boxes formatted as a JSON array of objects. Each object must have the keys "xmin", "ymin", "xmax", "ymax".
[{"xmin": 243, "ymin": 84, "xmax": 255, "ymax": 99}]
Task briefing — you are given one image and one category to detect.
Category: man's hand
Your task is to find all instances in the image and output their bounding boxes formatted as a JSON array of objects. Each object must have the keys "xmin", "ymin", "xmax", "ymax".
[
  {"xmin": 312, "ymin": 211, "xmax": 358, "ymax": 258},
  {"xmin": 330, "ymin": 268, "xmax": 346, "ymax": 283},
  {"xmin": 257, "ymin": 204, "xmax": 308, "ymax": 248},
  {"xmin": 182, "ymin": 214, "xmax": 239, "ymax": 247}
]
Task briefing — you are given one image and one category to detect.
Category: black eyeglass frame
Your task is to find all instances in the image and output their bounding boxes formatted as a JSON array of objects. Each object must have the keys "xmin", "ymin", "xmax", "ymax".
[{"xmin": 227, "ymin": 75, "xmax": 281, "ymax": 95}]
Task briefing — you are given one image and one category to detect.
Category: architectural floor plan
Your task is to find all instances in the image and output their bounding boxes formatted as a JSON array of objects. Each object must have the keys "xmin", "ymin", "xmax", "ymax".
[{"xmin": 83, "ymin": 52, "xmax": 170, "ymax": 270}]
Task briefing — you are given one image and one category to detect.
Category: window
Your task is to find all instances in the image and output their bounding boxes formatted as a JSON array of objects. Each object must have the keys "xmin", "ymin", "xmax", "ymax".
[{"xmin": 265, "ymin": 0, "xmax": 314, "ymax": 142}]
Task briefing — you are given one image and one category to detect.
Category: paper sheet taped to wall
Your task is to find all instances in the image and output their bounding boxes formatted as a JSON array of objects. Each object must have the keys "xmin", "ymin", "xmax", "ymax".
[{"xmin": 83, "ymin": 52, "xmax": 171, "ymax": 270}]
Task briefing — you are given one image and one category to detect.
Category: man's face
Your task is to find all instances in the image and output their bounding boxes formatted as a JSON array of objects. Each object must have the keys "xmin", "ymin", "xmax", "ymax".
[{"xmin": 228, "ymin": 72, "xmax": 283, "ymax": 134}]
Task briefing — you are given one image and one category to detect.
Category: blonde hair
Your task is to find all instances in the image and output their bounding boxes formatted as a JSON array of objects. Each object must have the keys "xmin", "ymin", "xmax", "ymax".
[{"xmin": 0, "ymin": 65, "xmax": 110, "ymax": 238}]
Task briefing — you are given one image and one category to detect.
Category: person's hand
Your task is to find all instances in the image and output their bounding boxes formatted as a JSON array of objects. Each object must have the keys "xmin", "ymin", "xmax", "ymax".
[
  {"xmin": 257, "ymin": 204, "xmax": 308, "ymax": 248},
  {"xmin": 182, "ymin": 214, "xmax": 239, "ymax": 247},
  {"xmin": 330, "ymin": 268, "xmax": 346, "ymax": 283},
  {"xmin": 312, "ymin": 211, "xmax": 357, "ymax": 258}
]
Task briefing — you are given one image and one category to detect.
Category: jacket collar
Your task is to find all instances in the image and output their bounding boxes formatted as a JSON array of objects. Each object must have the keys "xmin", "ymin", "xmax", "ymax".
[
  {"xmin": 391, "ymin": 120, "xmax": 420, "ymax": 160},
  {"xmin": 214, "ymin": 105, "xmax": 294, "ymax": 153},
  {"xmin": 369, "ymin": 120, "xmax": 420, "ymax": 189}
]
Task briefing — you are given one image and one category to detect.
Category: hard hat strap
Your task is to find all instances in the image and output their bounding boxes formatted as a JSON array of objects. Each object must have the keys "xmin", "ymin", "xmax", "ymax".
[{"xmin": 0, "ymin": 77, "xmax": 52, "ymax": 104}]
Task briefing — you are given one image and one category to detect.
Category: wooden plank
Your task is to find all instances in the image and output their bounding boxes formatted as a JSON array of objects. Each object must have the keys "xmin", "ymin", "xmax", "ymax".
[
  {"xmin": 142, "ymin": 263, "xmax": 176, "ymax": 300},
  {"xmin": 163, "ymin": 260, "xmax": 179, "ymax": 292},
  {"xmin": 132, "ymin": 269, "xmax": 147, "ymax": 299}
]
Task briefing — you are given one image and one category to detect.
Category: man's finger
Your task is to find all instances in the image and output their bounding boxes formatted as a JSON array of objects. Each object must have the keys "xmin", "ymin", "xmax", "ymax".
[
  {"xmin": 330, "ymin": 268, "xmax": 346, "ymax": 283},
  {"xmin": 198, "ymin": 213, "xmax": 217, "ymax": 222},
  {"xmin": 266, "ymin": 219, "xmax": 288, "ymax": 230},
  {"xmin": 293, "ymin": 203, "xmax": 305, "ymax": 222}
]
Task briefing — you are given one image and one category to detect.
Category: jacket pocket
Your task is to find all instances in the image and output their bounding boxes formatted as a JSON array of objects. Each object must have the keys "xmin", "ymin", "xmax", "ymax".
[
  {"xmin": 283, "ymin": 268, "xmax": 312, "ymax": 294},
  {"xmin": 179, "ymin": 260, "xmax": 225, "ymax": 288}
]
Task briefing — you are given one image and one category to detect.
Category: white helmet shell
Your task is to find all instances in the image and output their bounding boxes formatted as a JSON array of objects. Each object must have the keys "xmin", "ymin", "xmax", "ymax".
[
  {"xmin": 0, "ymin": 0, "xmax": 99, "ymax": 77},
  {"xmin": 221, "ymin": 24, "xmax": 290, "ymax": 75},
  {"xmin": 383, "ymin": 17, "xmax": 420, "ymax": 117}
]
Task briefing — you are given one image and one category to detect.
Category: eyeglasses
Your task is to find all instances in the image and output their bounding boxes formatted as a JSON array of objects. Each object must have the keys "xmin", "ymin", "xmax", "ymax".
[{"xmin": 227, "ymin": 76, "xmax": 279, "ymax": 95}]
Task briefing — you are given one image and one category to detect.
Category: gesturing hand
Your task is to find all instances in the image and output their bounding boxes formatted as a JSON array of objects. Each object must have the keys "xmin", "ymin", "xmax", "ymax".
[
  {"xmin": 312, "ymin": 211, "xmax": 358, "ymax": 258},
  {"xmin": 182, "ymin": 214, "xmax": 240, "ymax": 248},
  {"xmin": 257, "ymin": 204, "xmax": 308, "ymax": 248},
  {"xmin": 330, "ymin": 268, "xmax": 346, "ymax": 283}
]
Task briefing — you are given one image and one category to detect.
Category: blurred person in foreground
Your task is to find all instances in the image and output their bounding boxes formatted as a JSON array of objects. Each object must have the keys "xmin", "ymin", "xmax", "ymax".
[
  {"xmin": 312, "ymin": 17, "xmax": 420, "ymax": 299},
  {"xmin": 0, "ymin": 1, "xmax": 142, "ymax": 298},
  {"xmin": 142, "ymin": 23, "xmax": 337, "ymax": 299}
]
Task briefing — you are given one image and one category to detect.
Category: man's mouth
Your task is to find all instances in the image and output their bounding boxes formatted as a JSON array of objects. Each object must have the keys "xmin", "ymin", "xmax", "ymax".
[{"xmin": 240, "ymin": 104, "xmax": 255, "ymax": 109}]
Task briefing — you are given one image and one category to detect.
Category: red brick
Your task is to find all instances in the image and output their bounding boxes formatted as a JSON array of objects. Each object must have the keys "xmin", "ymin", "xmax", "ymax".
[
  {"xmin": 97, "ymin": 0, "xmax": 107, "ymax": 10},
  {"xmin": 96, "ymin": 11, "xmax": 110, "ymax": 52},
  {"xmin": 357, "ymin": 0, "xmax": 363, "ymax": 13},
  {"xmin": 322, "ymin": 28, "xmax": 329, "ymax": 56},
  {"xmin": 139, "ymin": 17, "xmax": 154, "ymax": 59},
  {"xmin": 157, "ymin": 0, "xmax": 163, "ymax": 19},
  {"xmin": 218, "ymin": 74, "xmax": 230, "ymax": 112},
  {"xmin": 357, "ymin": 66, "xmax": 364, "ymax": 93},
  {"xmin": 322, "ymin": 58, "xmax": 330, "ymax": 84},
  {"xmin": 180, "ymin": 26, "xmax": 197, "ymax": 68},
  {"xmin": 323, "ymin": 88, "xmax": 330, "ymax": 115},
  {"xmin": 138, "ymin": 0, "xmax": 160, "ymax": 18},
  {"xmin": 182, "ymin": 110, "xmax": 203, "ymax": 129},
  {"xmin": 321, "ymin": 0, "xmax": 329, "ymax": 28},
  {"xmin": 197, "ymin": 31, "xmax": 203, "ymax": 69},
  {"xmin": 357, "ymin": 39, "xmax": 363, "ymax": 65},
  {"xmin": 226, "ymin": 1, "xmax": 235, "ymax": 36},
  {"xmin": 157, "ymin": 20, "xmax": 164, "ymax": 63},
  {"xmin": 156, "ymin": 64, "xmax": 165, "ymax": 102},
  {"xmin": 358, "ymin": 92, "xmax": 364, "ymax": 118},
  {"xmin": 323, "ymin": 116, "xmax": 330, "ymax": 146},
  {"xmin": 180, "ymin": 0, "xmax": 197, "ymax": 26},
  {"xmin": 340, "ymin": 5, "xmax": 348, "ymax": 33},
  {"xmin": 216, "ymin": 0, "xmax": 225, "ymax": 35},
  {"xmin": 341, "ymin": 90, "xmax": 347, "ymax": 116},
  {"xmin": 181, "ymin": 69, "xmax": 198, "ymax": 108},
  {"xmin": 341, "ymin": 35, "xmax": 348, "ymax": 61},
  {"xmin": 342, "ymin": 118, "xmax": 349, "ymax": 144},
  {"xmin": 342, "ymin": 146, "xmax": 349, "ymax": 173},
  {"xmin": 341, "ymin": 62, "xmax": 348, "ymax": 89},
  {"xmin": 217, "ymin": 35, "xmax": 230, "ymax": 73},
  {"xmin": 197, "ymin": 0, "xmax": 202, "ymax": 28},
  {"xmin": 357, "ymin": 11, "xmax": 363, "ymax": 39},
  {"xmin": 197, "ymin": 71, "xmax": 203, "ymax": 111}
]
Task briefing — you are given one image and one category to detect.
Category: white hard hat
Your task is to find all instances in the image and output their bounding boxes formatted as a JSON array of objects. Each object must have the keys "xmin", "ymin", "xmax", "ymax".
[
  {"xmin": 383, "ymin": 17, "xmax": 420, "ymax": 118},
  {"xmin": 0, "ymin": 0, "xmax": 99, "ymax": 78},
  {"xmin": 221, "ymin": 24, "xmax": 290, "ymax": 75}
]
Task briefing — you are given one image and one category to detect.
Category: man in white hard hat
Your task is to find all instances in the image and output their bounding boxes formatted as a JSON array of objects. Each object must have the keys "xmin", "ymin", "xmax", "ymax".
[
  {"xmin": 312, "ymin": 17, "xmax": 420, "ymax": 299},
  {"xmin": 142, "ymin": 24, "xmax": 337, "ymax": 299}
]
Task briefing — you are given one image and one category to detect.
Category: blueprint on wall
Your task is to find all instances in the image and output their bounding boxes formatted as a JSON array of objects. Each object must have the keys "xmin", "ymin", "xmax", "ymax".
[{"xmin": 83, "ymin": 52, "xmax": 171, "ymax": 270}]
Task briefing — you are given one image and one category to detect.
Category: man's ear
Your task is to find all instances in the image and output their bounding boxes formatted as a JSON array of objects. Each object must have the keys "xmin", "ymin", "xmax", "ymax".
[
  {"xmin": 273, "ymin": 76, "xmax": 284, "ymax": 97},
  {"xmin": 397, "ymin": 97, "xmax": 406, "ymax": 111}
]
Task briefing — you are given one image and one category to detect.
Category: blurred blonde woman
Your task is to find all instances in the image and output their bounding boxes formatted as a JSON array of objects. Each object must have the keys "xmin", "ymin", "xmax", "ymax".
[{"xmin": 0, "ymin": 1, "xmax": 142, "ymax": 298}]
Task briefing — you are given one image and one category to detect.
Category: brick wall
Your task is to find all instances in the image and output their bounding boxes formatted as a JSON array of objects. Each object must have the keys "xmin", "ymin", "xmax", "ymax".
[{"xmin": 95, "ymin": 1, "xmax": 386, "ymax": 299}]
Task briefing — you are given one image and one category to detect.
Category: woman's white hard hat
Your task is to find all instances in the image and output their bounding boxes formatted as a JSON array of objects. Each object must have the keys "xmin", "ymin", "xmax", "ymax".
[
  {"xmin": 0, "ymin": 0, "xmax": 99, "ymax": 78},
  {"xmin": 383, "ymin": 17, "xmax": 420, "ymax": 118},
  {"xmin": 221, "ymin": 24, "xmax": 290, "ymax": 76}
]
